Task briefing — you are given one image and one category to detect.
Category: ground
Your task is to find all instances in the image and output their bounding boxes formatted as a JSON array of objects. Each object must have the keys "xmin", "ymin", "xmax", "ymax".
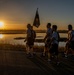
[{"xmin": 0, "ymin": 44, "xmax": 74, "ymax": 75}]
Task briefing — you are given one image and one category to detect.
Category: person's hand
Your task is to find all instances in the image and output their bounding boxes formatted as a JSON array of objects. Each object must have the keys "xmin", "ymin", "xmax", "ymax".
[{"xmin": 64, "ymin": 38, "xmax": 68, "ymax": 42}]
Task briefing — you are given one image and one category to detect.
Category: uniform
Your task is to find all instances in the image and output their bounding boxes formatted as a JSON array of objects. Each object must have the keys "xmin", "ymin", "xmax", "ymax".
[
  {"xmin": 70, "ymin": 30, "xmax": 74, "ymax": 50},
  {"xmin": 45, "ymin": 28, "xmax": 52, "ymax": 47},
  {"xmin": 49, "ymin": 31, "xmax": 59, "ymax": 55}
]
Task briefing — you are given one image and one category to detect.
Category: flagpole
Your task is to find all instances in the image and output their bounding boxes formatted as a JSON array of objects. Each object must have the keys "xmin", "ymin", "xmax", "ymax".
[{"xmin": 37, "ymin": 8, "xmax": 38, "ymax": 11}]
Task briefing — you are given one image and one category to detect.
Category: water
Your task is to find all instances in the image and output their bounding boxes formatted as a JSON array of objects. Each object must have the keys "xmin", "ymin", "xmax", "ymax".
[{"xmin": 0, "ymin": 33, "xmax": 67, "ymax": 47}]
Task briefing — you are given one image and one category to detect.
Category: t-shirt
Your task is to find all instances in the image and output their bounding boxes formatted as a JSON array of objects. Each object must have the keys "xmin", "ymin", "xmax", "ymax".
[
  {"xmin": 26, "ymin": 29, "xmax": 36, "ymax": 40},
  {"xmin": 27, "ymin": 29, "xmax": 31, "ymax": 38},
  {"xmin": 51, "ymin": 31, "xmax": 59, "ymax": 44},
  {"xmin": 26, "ymin": 29, "xmax": 36, "ymax": 45},
  {"xmin": 31, "ymin": 30, "xmax": 36, "ymax": 39},
  {"xmin": 68, "ymin": 30, "xmax": 74, "ymax": 41},
  {"xmin": 46, "ymin": 28, "xmax": 52, "ymax": 39},
  {"xmin": 68, "ymin": 30, "xmax": 72, "ymax": 41}
]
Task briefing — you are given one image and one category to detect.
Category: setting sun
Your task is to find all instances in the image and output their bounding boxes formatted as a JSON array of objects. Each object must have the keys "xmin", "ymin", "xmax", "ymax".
[{"xmin": 0, "ymin": 22, "xmax": 4, "ymax": 28}]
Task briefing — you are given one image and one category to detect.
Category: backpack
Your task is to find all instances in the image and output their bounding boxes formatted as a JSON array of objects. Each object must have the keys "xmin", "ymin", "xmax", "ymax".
[
  {"xmin": 31, "ymin": 30, "xmax": 36, "ymax": 39},
  {"xmin": 71, "ymin": 30, "xmax": 74, "ymax": 40},
  {"xmin": 33, "ymin": 30, "xmax": 36, "ymax": 39}
]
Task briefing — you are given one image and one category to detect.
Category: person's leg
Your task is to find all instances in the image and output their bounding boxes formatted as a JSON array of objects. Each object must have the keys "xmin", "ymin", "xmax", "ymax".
[
  {"xmin": 26, "ymin": 44, "xmax": 30, "ymax": 54},
  {"xmin": 48, "ymin": 45, "xmax": 53, "ymax": 62},
  {"xmin": 48, "ymin": 52, "xmax": 52, "ymax": 61},
  {"xmin": 65, "ymin": 42, "xmax": 69, "ymax": 57},
  {"xmin": 70, "ymin": 41, "xmax": 74, "ymax": 55},
  {"xmin": 54, "ymin": 44, "xmax": 60, "ymax": 65},
  {"xmin": 55, "ymin": 55, "xmax": 60, "ymax": 65},
  {"xmin": 30, "ymin": 45, "xmax": 34, "ymax": 56},
  {"xmin": 30, "ymin": 41, "xmax": 35, "ymax": 56},
  {"xmin": 43, "ymin": 46, "xmax": 47, "ymax": 56},
  {"xmin": 43, "ymin": 42, "xmax": 49, "ymax": 56},
  {"xmin": 26, "ymin": 40, "xmax": 31, "ymax": 54}
]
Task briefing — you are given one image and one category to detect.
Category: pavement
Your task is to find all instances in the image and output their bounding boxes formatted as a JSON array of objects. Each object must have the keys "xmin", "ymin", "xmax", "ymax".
[
  {"xmin": 0, "ymin": 50, "xmax": 46, "ymax": 75},
  {"xmin": 0, "ymin": 50, "xmax": 74, "ymax": 75}
]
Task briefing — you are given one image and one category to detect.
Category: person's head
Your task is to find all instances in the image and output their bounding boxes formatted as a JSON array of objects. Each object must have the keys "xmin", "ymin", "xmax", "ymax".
[
  {"xmin": 27, "ymin": 24, "xmax": 31, "ymax": 29},
  {"xmin": 47, "ymin": 23, "xmax": 51, "ymax": 28},
  {"xmin": 52, "ymin": 25, "xmax": 57, "ymax": 31},
  {"xmin": 68, "ymin": 24, "xmax": 72, "ymax": 30}
]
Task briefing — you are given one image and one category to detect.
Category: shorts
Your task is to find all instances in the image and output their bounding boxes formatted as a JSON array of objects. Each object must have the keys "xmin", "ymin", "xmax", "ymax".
[
  {"xmin": 70, "ymin": 41, "xmax": 74, "ymax": 50},
  {"xmin": 66, "ymin": 41, "xmax": 74, "ymax": 50},
  {"xmin": 45, "ymin": 39, "xmax": 51, "ymax": 47},
  {"xmin": 26, "ymin": 38, "xmax": 34, "ymax": 46},
  {"xmin": 49, "ymin": 44, "xmax": 58, "ymax": 55}
]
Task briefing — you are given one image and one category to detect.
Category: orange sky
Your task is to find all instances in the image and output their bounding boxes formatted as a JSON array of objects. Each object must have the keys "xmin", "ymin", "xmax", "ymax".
[
  {"xmin": 0, "ymin": 0, "xmax": 74, "ymax": 30},
  {"xmin": 0, "ymin": 20, "xmax": 67, "ymax": 30}
]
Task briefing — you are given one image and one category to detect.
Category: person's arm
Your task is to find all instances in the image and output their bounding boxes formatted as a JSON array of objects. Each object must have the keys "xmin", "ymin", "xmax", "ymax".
[
  {"xmin": 24, "ymin": 30, "xmax": 27, "ymax": 42},
  {"xmin": 44, "ymin": 30, "xmax": 52, "ymax": 41},
  {"xmin": 69, "ymin": 32, "xmax": 72, "ymax": 42},
  {"xmin": 24, "ymin": 30, "xmax": 30, "ymax": 42},
  {"xmin": 44, "ymin": 34, "xmax": 48, "ymax": 41},
  {"xmin": 68, "ymin": 31, "xmax": 72, "ymax": 42},
  {"xmin": 49, "ymin": 32, "xmax": 56, "ymax": 44},
  {"xmin": 49, "ymin": 37, "xmax": 55, "ymax": 45}
]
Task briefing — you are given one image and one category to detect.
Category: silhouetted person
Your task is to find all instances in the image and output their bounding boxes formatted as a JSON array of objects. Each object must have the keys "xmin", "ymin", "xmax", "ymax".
[
  {"xmin": 48, "ymin": 25, "xmax": 60, "ymax": 65},
  {"xmin": 65, "ymin": 24, "xmax": 74, "ymax": 57},
  {"xmin": 25, "ymin": 24, "xmax": 31, "ymax": 55},
  {"xmin": 25, "ymin": 24, "xmax": 36, "ymax": 57},
  {"xmin": 29, "ymin": 26, "xmax": 36, "ymax": 56},
  {"xmin": 42, "ymin": 23, "xmax": 52, "ymax": 56}
]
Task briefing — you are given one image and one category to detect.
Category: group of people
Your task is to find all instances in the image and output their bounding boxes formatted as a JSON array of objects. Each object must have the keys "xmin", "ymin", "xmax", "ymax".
[
  {"xmin": 25, "ymin": 23, "xmax": 74, "ymax": 64},
  {"xmin": 42, "ymin": 23, "xmax": 60, "ymax": 64}
]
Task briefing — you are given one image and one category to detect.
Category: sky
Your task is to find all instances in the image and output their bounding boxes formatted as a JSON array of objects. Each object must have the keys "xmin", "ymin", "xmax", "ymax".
[{"xmin": 0, "ymin": 0, "xmax": 74, "ymax": 30}]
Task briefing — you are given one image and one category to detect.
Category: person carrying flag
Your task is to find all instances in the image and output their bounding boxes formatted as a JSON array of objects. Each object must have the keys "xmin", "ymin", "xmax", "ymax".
[{"xmin": 25, "ymin": 24, "xmax": 36, "ymax": 57}]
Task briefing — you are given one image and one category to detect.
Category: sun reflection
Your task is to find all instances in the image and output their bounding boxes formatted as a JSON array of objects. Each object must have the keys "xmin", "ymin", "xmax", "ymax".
[{"xmin": 0, "ymin": 34, "xmax": 4, "ymax": 39}]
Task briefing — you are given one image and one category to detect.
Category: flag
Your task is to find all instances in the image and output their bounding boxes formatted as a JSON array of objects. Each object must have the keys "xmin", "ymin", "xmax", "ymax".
[{"xmin": 33, "ymin": 8, "xmax": 40, "ymax": 28}]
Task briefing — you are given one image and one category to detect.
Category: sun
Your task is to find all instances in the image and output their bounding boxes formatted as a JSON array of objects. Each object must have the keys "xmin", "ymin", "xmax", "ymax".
[{"xmin": 0, "ymin": 22, "xmax": 4, "ymax": 28}]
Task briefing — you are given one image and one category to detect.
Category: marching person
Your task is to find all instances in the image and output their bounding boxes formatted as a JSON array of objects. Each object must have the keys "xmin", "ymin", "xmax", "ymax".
[
  {"xmin": 30, "ymin": 26, "xmax": 36, "ymax": 56},
  {"xmin": 48, "ymin": 25, "xmax": 60, "ymax": 65},
  {"xmin": 65, "ymin": 24, "xmax": 74, "ymax": 57},
  {"xmin": 25, "ymin": 24, "xmax": 36, "ymax": 57},
  {"xmin": 42, "ymin": 23, "xmax": 52, "ymax": 56}
]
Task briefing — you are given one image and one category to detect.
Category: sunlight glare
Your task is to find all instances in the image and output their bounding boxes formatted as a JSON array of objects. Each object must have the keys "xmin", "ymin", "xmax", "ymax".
[
  {"xmin": 0, "ymin": 22, "xmax": 4, "ymax": 28},
  {"xmin": 0, "ymin": 34, "xmax": 4, "ymax": 39}
]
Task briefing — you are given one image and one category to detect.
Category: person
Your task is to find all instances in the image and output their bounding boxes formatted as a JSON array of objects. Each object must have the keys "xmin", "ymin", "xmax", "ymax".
[
  {"xmin": 65, "ymin": 24, "xmax": 74, "ymax": 57},
  {"xmin": 42, "ymin": 23, "xmax": 52, "ymax": 56},
  {"xmin": 29, "ymin": 26, "xmax": 36, "ymax": 56},
  {"xmin": 48, "ymin": 25, "xmax": 60, "ymax": 65},
  {"xmin": 25, "ymin": 24, "xmax": 31, "ymax": 55},
  {"xmin": 25, "ymin": 24, "xmax": 36, "ymax": 57}
]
